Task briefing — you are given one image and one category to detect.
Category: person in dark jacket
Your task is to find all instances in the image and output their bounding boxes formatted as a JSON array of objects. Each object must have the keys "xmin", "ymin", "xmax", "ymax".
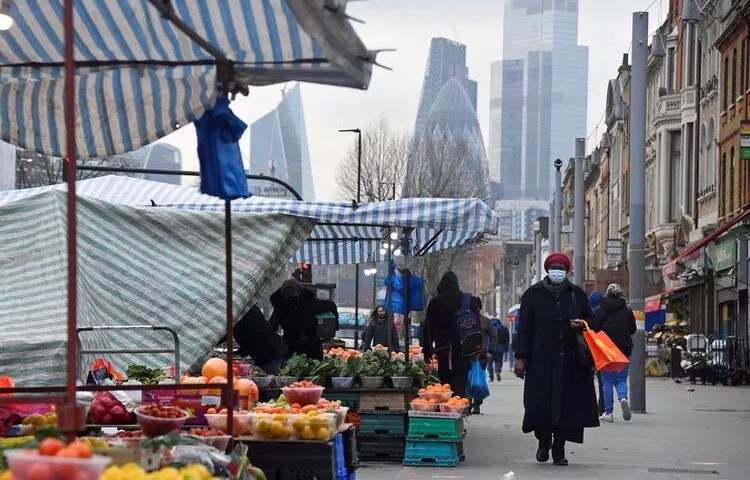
[
  {"xmin": 487, "ymin": 318, "xmax": 510, "ymax": 382},
  {"xmin": 232, "ymin": 305, "xmax": 289, "ymax": 375},
  {"xmin": 421, "ymin": 271, "xmax": 477, "ymax": 397},
  {"xmin": 269, "ymin": 279, "xmax": 338, "ymax": 361},
  {"xmin": 469, "ymin": 297, "xmax": 497, "ymax": 414},
  {"xmin": 592, "ymin": 283, "xmax": 636, "ymax": 423},
  {"xmin": 361, "ymin": 306, "xmax": 401, "ymax": 352},
  {"xmin": 514, "ymin": 253, "xmax": 599, "ymax": 466}
]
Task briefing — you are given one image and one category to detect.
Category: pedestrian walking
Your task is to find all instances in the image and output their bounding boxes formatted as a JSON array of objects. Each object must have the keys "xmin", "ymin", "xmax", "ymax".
[
  {"xmin": 421, "ymin": 271, "xmax": 480, "ymax": 397},
  {"xmin": 592, "ymin": 283, "xmax": 636, "ymax": 423},
  {"xmin": 487, "ymin": 318, "xmax": 510, "ymax": 382},
  {"xmin": 469, "ymin": 297, "xmax": 497, "ymax": 414},
  {"xmin": 589, "ymin": 290, "xmax": 605, "ymax": 416},
  {"xmin": 514, "ymin": 253, "xmax": 599, "ymax": 466},
  {"xmin": 361, "ymin": 305, "xmax": 401, "ymax": 352}
]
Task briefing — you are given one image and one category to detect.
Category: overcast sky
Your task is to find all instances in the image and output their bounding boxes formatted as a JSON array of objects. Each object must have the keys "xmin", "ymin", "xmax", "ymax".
[{"xmin": 159, "ymin": 0, "xmax": 668, "ymax": 200}]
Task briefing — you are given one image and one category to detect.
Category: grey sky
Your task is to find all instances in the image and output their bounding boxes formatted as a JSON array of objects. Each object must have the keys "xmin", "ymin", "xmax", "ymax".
[{"xmin": 160, "ymin": 0, "xmax": 668, "ymax": 200}]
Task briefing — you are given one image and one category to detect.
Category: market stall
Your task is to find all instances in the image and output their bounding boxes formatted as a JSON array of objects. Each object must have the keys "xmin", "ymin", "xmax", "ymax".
[{"xmin": 0, "ymin": 0, "xmax": 379, "ymax": 478}]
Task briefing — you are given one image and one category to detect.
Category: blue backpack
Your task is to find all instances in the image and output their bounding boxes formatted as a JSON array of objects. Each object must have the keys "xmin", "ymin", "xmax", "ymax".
[{"xmin": 455, "ymin": 293, "xmax": 483, "ymax": 357}]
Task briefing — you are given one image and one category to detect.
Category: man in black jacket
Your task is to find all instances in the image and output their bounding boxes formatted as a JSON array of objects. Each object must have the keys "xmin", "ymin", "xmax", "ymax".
[
  {"xmin": 592, "ymin": 283, "xmax": 636, "ymax": 423},
  {"xmin": 232, "ymin": 305, "xmax": 289, "ymax": 375},
  {"xmin": 361, "ymin": 306, "xmax": 401, "ymax": 352}
]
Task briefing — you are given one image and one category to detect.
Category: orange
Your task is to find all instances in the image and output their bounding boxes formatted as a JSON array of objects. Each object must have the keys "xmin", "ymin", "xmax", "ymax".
[
  {"xmin": 68, "ymin": 441, "xmax": 93, "ymax": 459},
  {"xmin": 38, "ymin": 438, "xmax": 65, "ymax": 457},
  {"xmin": 201, "ymin": 358, "xmax": 229, "ymax": 380},
  {"xmin": 202, "ymin": 375, "xmax": 227, "ymax": 396},
  {"xmin": 54, "ymin": 448, "xmax": 80, "ymax": 478},
  {"xmin": 233, "ymin": 378, "xmax": 259, "ymax": 403}
]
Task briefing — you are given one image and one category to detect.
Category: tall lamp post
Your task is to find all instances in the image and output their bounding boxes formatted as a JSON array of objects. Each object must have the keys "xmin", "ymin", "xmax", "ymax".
[
  {"xmin": 340, "ymin": 128, "xmax": 362, "ymax": 348},
  {"xmin": 553, "ymin": 158, "xmax": 563, "ymax": 252}
]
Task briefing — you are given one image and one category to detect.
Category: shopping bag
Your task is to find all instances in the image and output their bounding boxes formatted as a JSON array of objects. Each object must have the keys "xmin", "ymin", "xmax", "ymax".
[
  {"xmin": 581, "ymin": 322, "xmax": 629, "ymax": 373},
  {"xmin": 467, "ymin": 358, "xmax": 490, "ymax": 400}
]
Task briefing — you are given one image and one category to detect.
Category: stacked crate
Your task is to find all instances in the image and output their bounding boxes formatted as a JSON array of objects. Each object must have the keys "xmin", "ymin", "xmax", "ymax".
[
  {"xmin": 356, "ymin": 391, "xmax": 408, "ymax": 462},
  {"xmin": 403, "ymin": 411, "xmax": 465, "ymax": 467}
]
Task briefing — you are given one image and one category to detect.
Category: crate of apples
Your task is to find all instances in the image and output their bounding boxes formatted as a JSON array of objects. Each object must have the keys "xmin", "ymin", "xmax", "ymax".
[{"xmin": 5, "ymin": 438, "xmax": 111, "ymax": 480}]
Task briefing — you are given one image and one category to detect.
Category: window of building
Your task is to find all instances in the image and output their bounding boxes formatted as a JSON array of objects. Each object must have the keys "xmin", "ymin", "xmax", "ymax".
[
  {"xmin": 741, "ymin": 39, "xmax": 747, "ymax": 93},
  {"xmin": 685, "ymin": 123, "xmax": 694, "ymax": 215},
  {"xmin": 732, "ymin": 48, "xmax": 738, "ymax": 102},
  {"xmin": 720, "ymin": 152, "xmax": 727, "ymax": 216},
  {"xmin": 730, "ymin": 148, "xmax": 736, "ymax": 214},
  {"xmin": 669, "ymin": 130, "xmax": 682, "ymax": 223},
  {"xmin": 724, "ymin": 56, "xmax": 729, "ymax": 110},
  {"xmin": 667, "ymin": 47, "xmax": 676, "ymax": 93}
]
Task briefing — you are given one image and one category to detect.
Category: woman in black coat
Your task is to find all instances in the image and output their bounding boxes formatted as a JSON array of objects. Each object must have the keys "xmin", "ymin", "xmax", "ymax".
[
  {"xmin": 361, "ymin": 306, "xmax": 401, "ymax": 352},
  {"xmin": 514, "ymin": 253, "xmax": 599, "ymax": 466},
  {"xmin": 269, "ymin": 279, "xmax": 338, "ymax": 360},
  {"xmin": 232, "ymin": 305, "xmax": 289, "ymax": 375}
]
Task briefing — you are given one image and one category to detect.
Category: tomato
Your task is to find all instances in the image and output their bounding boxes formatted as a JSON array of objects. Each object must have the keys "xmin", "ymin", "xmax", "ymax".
[
  {"xmin": 26, "ymin": 462, "xmax": 55, "ymax": 480},
  {"xmin": 38, "ymin": 438, "xmax": 65, "ymax": 457},
  {"xmin": 54, "ymin": 448, "xmax": 80, "ymax": 478},
  {"xmin": 68, "ymin": 441, "xmax": 93, "ymax": 459}
]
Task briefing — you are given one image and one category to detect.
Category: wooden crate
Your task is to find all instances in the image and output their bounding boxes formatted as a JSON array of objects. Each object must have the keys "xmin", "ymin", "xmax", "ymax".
[{"xmin": 358, "ymin": 392, "xmax": 407, "ymax": 413}]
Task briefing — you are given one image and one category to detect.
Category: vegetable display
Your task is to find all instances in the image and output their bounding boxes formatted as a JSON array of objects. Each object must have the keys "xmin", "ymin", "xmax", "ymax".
[{"xmin": 125, "ymin": 365, "xmax": 166, "ymax": 386}]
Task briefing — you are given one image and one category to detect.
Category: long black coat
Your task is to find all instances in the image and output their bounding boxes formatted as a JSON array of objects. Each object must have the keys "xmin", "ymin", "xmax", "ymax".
[
  {"xmin": 515, "ymin": 280, "xmax": 599, "ymax": 443},
  {"xmin": 592, "ymin": 297, "xmax": 637, "ymax": 357},
  {"xmin": 269, "ymin": 289, "xmax": 338, "ymax": 360}
]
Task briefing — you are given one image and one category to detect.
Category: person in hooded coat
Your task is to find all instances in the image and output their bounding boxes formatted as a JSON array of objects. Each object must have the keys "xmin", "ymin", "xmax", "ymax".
[
  {"xmin": 421, "ymin": 271, "xmax": 478, "ymax": 398},
  {"xmin": 592, "ymin": 283, "xmax": 636, "ymax": 423},
  {"xmin": 269, "ymin": 279, "xmax": 339, "ymax": 361},
  {"xmin": 514, "ymin": 253, "xmax": 599, "ymax": 466},
  {"xmin": 222, "ymin": 304, "xmax": 289, "ymax": 375}
]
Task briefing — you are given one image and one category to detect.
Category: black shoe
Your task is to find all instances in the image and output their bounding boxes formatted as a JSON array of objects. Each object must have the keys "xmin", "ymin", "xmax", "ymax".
[
  {"xmin": 552, "ymin": 441, "xmax": 568, "ymax": 466},
  {"xmin": 497, "ymin": 374, "xmax": 501, "ymax": 382},
  {"xmin": 536, "ymin": 439, "xmax": 551, "ymax": 463},
  {"xmin": 471, "ymin": 405, "xmax": 481, "ymax": 415},
  {"xmin": 489, "ymin": 375, "xmax": 494, "ymax": 382}
]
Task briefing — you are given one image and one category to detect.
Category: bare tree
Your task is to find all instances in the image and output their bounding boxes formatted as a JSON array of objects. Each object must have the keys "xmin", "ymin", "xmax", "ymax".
[
  {"xmin": 336, "ymin": 117, "xmax": 410, "ymax": 202},
  {"xmin": 15, "ymin": 150, "xmax": 143, "ymax": 189}
]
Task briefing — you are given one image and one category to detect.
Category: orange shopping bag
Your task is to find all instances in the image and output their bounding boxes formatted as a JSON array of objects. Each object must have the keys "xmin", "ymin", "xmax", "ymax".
[{"xmin": 581, "ymin": 322, "xmax": 629, "ymax": 373}]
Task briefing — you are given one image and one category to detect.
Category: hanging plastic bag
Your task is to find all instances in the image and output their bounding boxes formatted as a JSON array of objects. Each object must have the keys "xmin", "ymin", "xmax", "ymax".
[
  {"xmin": 582, "ymin": 321, "xmax": 630, "ymax": 373},
  {"xmin": 466, "ymin": 358, "xmax": 490, "ymax": 400}
]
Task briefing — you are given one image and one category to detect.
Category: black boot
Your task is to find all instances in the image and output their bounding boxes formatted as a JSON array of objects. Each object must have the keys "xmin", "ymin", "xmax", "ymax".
[
  {"xmin": 552, "ymin": 439, "xmax": 568, "ymax": 466},
  {"xmin": 536, "ymin": 437, "xmax": 551, "ymax": 463}
]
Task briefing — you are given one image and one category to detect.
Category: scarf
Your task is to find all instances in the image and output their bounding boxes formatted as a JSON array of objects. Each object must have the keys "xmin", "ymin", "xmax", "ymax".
[{"xmin": 542, "ymin": 276, "xmax": 570, "ymax": 298}]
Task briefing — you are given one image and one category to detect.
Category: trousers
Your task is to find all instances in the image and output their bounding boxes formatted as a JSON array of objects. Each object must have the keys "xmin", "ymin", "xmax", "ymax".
[{"xmin": 600, "ymin": 366, "xmax": 629, "ymax": 415}]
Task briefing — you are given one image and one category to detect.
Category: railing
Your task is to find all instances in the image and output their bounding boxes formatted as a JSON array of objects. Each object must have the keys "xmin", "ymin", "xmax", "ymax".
[{"xmin": 657, "ymin": 93, "xmax": 682, "ymax": 120}]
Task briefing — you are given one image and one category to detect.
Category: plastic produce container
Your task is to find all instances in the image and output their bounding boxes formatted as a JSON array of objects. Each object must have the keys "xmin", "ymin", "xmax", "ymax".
[
  {"xmin": 410, "ymin": 401, "xmax": 438, "ymax": 412},
  {"xmin": 251, "ymin": 413, "xmax": 293, "ymax": 440},
  {"xmin": 426, "ymin": 391, "xmax": 452, "ymax": 403},
  {"xmin": 439, "ymin": 404, "xmax": 466, "ymax": 414},
  {"xmin": 204, "ymin": 413, "xmax": 252, "ymax": 435},
  {"xmin": 289, "ymin": 413, "xmax": 337, "ymax": 441},
  {"xmin": 134, "ymin": 406, "xmax": 188, "ymax": 437},
  {"xmin": 281, "ymin": 386, "xmax": 324, "ymax": 406},
  {"xmin": 5, "ymin": 449, "xmax": 112, "ymax": 480}
]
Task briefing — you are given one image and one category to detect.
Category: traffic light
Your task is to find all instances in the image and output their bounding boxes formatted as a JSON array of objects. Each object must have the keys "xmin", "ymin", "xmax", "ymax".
[{"xmin": 293, "ymin": 262, "xmax": 312, "ymax": 283}]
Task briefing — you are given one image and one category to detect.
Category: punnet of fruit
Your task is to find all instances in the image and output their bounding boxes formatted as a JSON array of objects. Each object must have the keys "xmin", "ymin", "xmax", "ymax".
[
  {"xmin": 99, "ymin": 462, "xmax": 218, "ymax": 480},
  {"xmin": 280, "ymin": 381, "xmax": 324, "ymax": 406},
  {"xmin": 4, "ymin": 438, "xmax": 111, "ymax": 480},
  {"xmin": 410, "ymin": 397, "xmax": 438, "ymax": 412},
  {"xmin": 419, "ymin": 383, "xmax": 453, "ymax": 402},
  {"xmin": 439, "ymin": 396, "xmax": 470, "ymax": 414},
  {"xmin": 134, "ymin": 405, "xmax": 188, "ymax": 437}
]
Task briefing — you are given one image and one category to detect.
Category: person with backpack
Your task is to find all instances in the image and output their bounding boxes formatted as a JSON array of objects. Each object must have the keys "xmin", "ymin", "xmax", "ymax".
[
  {"xmin": 487, "ymin": 318, "xmax": 510, "ymax": 381},
  {"xmin": 592, "ymin": 283, "xmax": 636, "ymax": 423},
  {"xmin": 469, "ymin": 297, "xmax": 497, "ymax": 414},
  {"xmin": 421, "ymin": 271, "xmax": 483, "ymax": 398},
  {"xmin": 513, "ymin": 253, "xmax": 599, "ymax": 466}
]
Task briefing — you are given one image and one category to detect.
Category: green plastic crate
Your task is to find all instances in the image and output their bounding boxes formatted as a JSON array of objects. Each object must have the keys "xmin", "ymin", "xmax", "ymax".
[
  {"xmin": 326, "ymin": 392, "xmax": 361, "ymax": 409},
  {"xmin": 406, "ymin": 417, "xmax": 462, "ymax": 442},
  {"xmin": 403, "ymin": 441, "xmax": 462, "ymax": 467},
  {"xmin": 358, "ymin": 413, "xmax": 406, "ymax": 437}
]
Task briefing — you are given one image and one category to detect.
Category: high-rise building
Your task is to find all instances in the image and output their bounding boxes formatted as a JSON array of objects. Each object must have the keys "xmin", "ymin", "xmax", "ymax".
[
  {"xmin": 494, "ymin": 198, "xmax": 550, "ymax": 241},
  {"xmin": 410, "ymin": 38, "xmax": 488, "ymax": 198},
  {"xmin": 489, "ymin": 0, "xmax": 588, "ymax": 200},
  {"xmin": 250, "ymin": 83, "xmax": 314, "ymax": 200},
  {"xmin": 414, "ymin": 38, "xmax": 479, "ymax": 145},
  {"xmin": 131, "ymin": 143, "xmax": 183, "ymax": 185}
]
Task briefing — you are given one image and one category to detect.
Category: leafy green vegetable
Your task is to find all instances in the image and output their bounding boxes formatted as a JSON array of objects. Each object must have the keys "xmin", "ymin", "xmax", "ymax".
[
  {"xmin": 125, "ymin": 365, "xmax": 166, "ymax": 385},
  {"xmin": 339, "ymin": 356, "xmax": 363, "ymax": 378},
  {"xmin": 278, "ymin": 354, "xmax": 315, "ymax": 378}
]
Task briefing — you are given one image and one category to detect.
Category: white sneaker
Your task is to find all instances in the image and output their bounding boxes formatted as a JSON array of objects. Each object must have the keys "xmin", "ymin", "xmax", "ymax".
[
  {"xmin": 620, "ymin": 398, "xmax": 632, "ymax": 421},
  {"xmin": 599, "ymin": 413, "xmax": 614, "ymax": 423}
]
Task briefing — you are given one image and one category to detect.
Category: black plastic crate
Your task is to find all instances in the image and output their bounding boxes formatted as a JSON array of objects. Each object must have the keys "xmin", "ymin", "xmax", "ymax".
[
  {"xmin": 342, "ymin": 424, "xmax": 359, "ymax": 470},
  {"xmin": 358, "ymin": 435, "xmax": 405, "ymax": 463},
  {"xmin": 245, "ymin": 438, "xmax": 336, "ymax": 472}
]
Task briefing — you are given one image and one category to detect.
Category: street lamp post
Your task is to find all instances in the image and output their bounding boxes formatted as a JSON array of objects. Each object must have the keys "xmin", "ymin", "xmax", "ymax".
[
  {"xmin": 553, "ymin": 159, "xmax": 563, "ymax": 252},
  {"xmin": 340, "ymin": 128, "xmax": 362, "ymax": 348}
]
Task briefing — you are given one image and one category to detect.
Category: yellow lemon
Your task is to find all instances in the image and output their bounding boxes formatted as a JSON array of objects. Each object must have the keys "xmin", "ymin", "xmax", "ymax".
[{"xmin": 300, "ymin": 426, "xmax": 316, "ymax": 440}]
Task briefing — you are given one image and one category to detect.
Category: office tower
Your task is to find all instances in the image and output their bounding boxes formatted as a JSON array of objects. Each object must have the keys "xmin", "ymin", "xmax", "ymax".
[
  {"xmin": 489, "ymin": 0, "xmax": 588, "ymax": 200},
  {"xmin": 250, "ymin": 83, "xmax": 314, "ymax": 200}
]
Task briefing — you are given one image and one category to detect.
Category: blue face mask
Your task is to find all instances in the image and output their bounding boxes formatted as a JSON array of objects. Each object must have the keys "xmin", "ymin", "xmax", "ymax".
[{"xmin": 548, "ymin": 269, "xmax": 567, "ymax": 284}]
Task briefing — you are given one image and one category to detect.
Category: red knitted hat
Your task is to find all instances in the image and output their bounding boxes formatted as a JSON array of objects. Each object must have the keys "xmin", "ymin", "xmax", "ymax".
[{"xmin": 544, "ymin": 253, "xmax": 571, "ymax": 272}]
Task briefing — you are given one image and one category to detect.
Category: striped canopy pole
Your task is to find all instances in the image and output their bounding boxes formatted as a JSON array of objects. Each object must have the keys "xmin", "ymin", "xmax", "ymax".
[{"xmin": 63, "ymin": 0, "xmax": 79, "ymax": 442}]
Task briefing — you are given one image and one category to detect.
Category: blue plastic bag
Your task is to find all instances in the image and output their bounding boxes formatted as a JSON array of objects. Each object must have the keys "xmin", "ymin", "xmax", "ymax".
[{"xmin": 467, "ymin": 358, "xmax": 490, "ymax": 400}]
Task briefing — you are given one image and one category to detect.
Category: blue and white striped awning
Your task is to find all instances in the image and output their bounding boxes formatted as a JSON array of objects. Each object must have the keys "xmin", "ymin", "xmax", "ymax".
[
  {"xmin": 0, "ymin": 0, "xmax": 374, "ymax": 158},
  {"xmin": 1, "ymin": 176, "xmax": 500, "ymax": 265}
]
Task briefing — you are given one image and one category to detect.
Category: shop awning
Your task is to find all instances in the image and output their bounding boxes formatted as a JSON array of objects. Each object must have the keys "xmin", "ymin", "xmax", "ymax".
[
  {"xmin": 0, "ymin": 176, "xmax": 499, "ymax": 265},
  {"xmin": 644, "ymin": 286, "xmax": 688, "ymax": 313},
  {"xmin": 0, "ymin": 189, "xmax": 314, "ymax": 386},
  {"xmin": 0, "ymin": 0, "xmax": 374, "ymax": 158},
  {"xmin": 662, "ymin": 209, "xmax": 750, "ymax": 279}
]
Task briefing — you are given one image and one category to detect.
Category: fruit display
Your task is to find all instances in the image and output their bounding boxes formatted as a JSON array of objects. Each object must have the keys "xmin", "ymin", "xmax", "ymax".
[
  {"xmin": 280, "ymin": 382, "xmax": 324, "ymax": 406},
  {"xmin": 203, "ymin": 412, "xmax": 252, "ymax": 435},
  {"xmin": 439, "ymin": 396, "xmax": 470, "ymax": 414},
  {"xmin": 201, "ymin": 358, "xmax": 228, "ymax": 381},
  {"xmin": 134, "ymin": 406, "xmax": 188, "ymax": 437},
  {"xmin": 252, "ymin": 413, "xmax": 292, "ymax": 440},
  {"xmin": 233, "ymin": 378, "xmax": 259, "ymax": 404},
  {"xmin": 87, "ymin": 392, "xmax": 135, "ymax": 425},
  {"xmin": 410, "ymin": 398, "xmax": 438, "ymax": 412},
  {"xmin": 20, "ymin": 413, "xmax": 57, "ymax": 428},
  {"xmin": 289, "ymin": 412, "xmax": 336, "ymax": 441},
  {"xmin": 419, "ymin": 383, "xmax": 453, "ymax": 402},
  {"xmin": 4, "ymin": 440, "xmax": 109, "ymax": 480},
  {"xmin": 99, "ymin": 463, "xmax": 217, "ymax": 480},
  {"xmin": 323, "ymin": 348, "xmax": 362, "ymax": 360}
]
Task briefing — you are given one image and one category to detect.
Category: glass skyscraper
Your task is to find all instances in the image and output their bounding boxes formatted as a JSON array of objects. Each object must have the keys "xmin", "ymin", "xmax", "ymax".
[
  {"xmin": 250, "ymin": 83, "xmax": 314, "ymax": 200},
  {"xmin": 489, "ymin": 0, "xmax": 588, "ymax": 200}
]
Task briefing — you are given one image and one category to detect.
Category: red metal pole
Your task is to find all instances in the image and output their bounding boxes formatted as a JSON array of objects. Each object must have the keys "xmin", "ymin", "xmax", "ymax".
[
  {"xmin": 225, "ymin": 199, "xmax": 234, "ymax": 437},
  {"xmin": 63, "ymin": 0, "xmax": 79, "ymax": 442}
]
